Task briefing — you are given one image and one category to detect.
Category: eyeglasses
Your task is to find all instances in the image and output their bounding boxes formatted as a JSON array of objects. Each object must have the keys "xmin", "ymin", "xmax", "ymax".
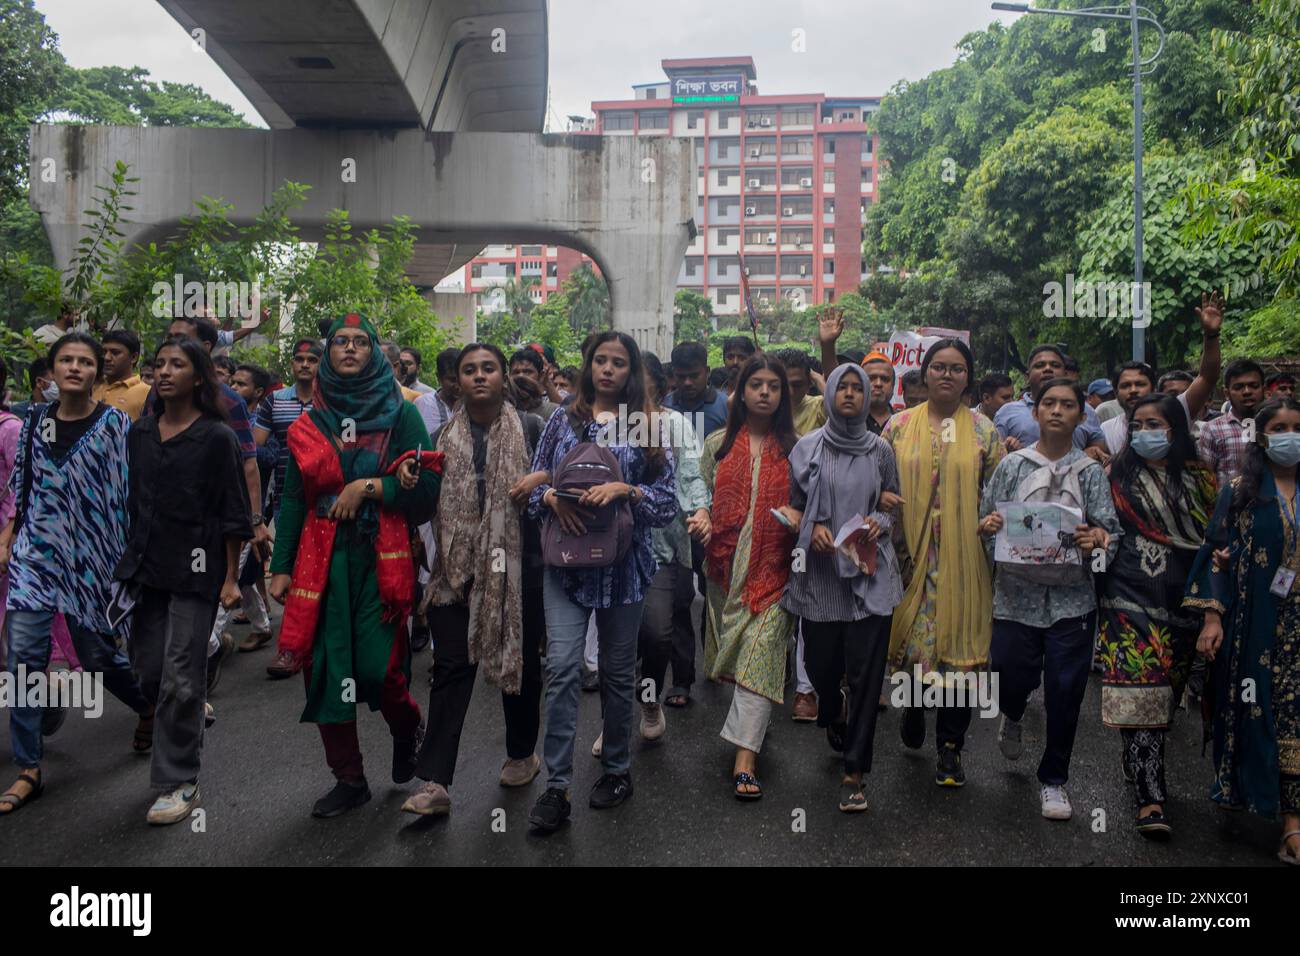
[
  {"xmin": 331, "ymin": 335, "xmax": 371, "ymax": 351},
  {"xmin": 928, "ymin": 363, "xmax": 968, "ymax": 379}
]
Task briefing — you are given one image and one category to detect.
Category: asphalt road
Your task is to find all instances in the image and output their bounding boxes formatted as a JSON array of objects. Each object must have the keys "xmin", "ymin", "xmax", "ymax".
[{"xmin": 0, "ymin": 604, "xmax": 1283, "ymax": 867}]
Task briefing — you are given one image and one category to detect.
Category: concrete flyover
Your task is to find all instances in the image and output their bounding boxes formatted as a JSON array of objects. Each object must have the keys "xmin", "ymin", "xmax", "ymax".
[{"xmin": 28, "ymin": 125, "xmax": 697, "ymax": 356}]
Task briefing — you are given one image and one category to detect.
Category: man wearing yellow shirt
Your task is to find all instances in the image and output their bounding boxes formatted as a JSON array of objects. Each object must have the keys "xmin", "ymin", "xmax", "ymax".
[
  {"xmin": 93, "ymin": 330, "xmax": 153, "ymax": 421},
  {"xmin": 778, "ymin": 349, "xmax": 828, "ymax": 438}
]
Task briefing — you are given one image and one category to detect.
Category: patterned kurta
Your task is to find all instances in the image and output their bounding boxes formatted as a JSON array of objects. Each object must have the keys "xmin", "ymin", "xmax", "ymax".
[
  {"xmin": 1185, "ymin": 474, "xmax": 1300, "ymax": 817},
  {"xmin": 700, "ymin": 429, "xmax": 795, "ymax": 702},
  {"xmin": 882, "ymin": 406, "xmax": 1004, "ymax": 672},
  {"xmin": 5, "ymin": 404, "xmax": 130, "ymax": 635}
]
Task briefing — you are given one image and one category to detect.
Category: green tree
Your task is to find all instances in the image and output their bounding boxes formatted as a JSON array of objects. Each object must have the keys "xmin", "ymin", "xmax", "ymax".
[
  {"xmin": 0, "ymin": 0, "xmax": 62, "ymax": 207},
  {"xmin": 564, "ymin": 263, "xmax": 610, "ymax": 334},
  {"xmin": 673, "ymin": 288, "xmax": 714, "ymax": 345},
  {"xmin": 49, "ymin": 65, "xmax": 254, "ymax": 128}
]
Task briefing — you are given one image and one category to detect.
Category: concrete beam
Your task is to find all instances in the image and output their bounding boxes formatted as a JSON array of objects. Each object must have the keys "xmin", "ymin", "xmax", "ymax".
[{"xmin": 29, "ymin": 125, "xmax": 696, "ymax": 356}]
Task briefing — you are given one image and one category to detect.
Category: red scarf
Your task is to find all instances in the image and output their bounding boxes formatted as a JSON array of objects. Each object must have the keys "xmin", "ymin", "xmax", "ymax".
[
  {"xmin": 277, "ymin": 416, "xmax": 443, "ymax": 659},
  {"xmin": 706, "ymin": 424, "xmax": 794, "ymax": 613}
]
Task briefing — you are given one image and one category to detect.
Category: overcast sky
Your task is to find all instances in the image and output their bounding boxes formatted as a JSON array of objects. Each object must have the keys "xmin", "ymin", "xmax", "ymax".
[{"xmin": 36, "ymin": 0, "xmax": 1021, "ymax": 128}]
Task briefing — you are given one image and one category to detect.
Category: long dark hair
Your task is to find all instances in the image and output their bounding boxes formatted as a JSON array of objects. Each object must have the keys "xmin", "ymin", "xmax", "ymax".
[
  {"xmin": 150, "ymin": 335, "xmax": 226, "ymax": 421},
  {"xmin": 570, "ymin": 330, "xmax": 665, "ymax": 472},
  {"xmin": 642, "ymin": 352, "xmax": 668, "ymax": 409},
  {"xmin": 920, "ymin": 337, "xmax": 976, "ymax": 403},
  {"xmin": 717, "ymin": 353, "xmax": 798, "ymax": 461},
  {"xmin": 1234, "ymin": 398, "xmax": 1300, "ymax": 513},
  {"xmin": 456, "ymin": 341, "xmax": 516, "ymax": 406},
  {"xmin": 1111, "ymin": 393, "xmax": 1201, "ymax": 506}
]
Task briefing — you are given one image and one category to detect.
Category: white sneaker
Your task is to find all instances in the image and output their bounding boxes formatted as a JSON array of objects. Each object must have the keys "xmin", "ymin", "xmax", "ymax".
[
  {"xmin": 147, "ymin": 783, "xmax": 200, "ymax": 825},
  {"xmin": 1041, "ymin": 784, "xmax": 1072, "ymax": 820},
  {"xmin": 998, "ymin": 715, "xmax": 1023, "ymax": 760},
  {"xmin": 640, "ymin": 703, "xmax": 666, "ymax": 741},
  {"xmin": 591, "ymin": 732, "xmax": 603, "ymax": 758}
]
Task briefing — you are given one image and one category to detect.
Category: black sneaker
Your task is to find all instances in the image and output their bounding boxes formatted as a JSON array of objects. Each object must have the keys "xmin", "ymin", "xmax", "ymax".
[
  {"xmin": 826, "ymin": 722, "xmax": 847, "ymax": 753},
  {"xmin": 392, "ymin": 721, "xmax": 425, "ymax": 784},
  {"xmin": 311, "ymin": 779, "xmax": 371, "ymax": 818},
  {"xmin": 900, "ymin": 706, "xmax": 925, "ymax": 750},
  {"xmin": 589, "ymin": 773, "xmax": 633, "ymax": 809},
  {"xmin": 529, "ymin": 788, "xmax": 572, "ymax": 831},
  {"xmin": 935, "ymin": 744, "xmax": 965, "ymax": 787},
  {"xmin": 1135, "ymin": 809, "xmax": 1172, "ymax": 840}
]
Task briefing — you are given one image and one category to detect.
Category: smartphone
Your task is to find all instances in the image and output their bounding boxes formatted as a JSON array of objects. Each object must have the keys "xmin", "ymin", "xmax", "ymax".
[
  {"xmin": 553, "ymin": 490, "xmax": 586, "ymax": 503},
  {"xmin": 769, "ymin": 507, "xmax": 796, "ymax": 530}
]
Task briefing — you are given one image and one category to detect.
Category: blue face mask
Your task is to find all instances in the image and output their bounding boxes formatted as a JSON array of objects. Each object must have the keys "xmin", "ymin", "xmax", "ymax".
[
  {"xmin": 1265, "ymin": 432, "xmax": 1300, "ymax": 467},
  {"xmin": 1131, "ymin": 429, "xmax": 1170, "ymax": 461}
]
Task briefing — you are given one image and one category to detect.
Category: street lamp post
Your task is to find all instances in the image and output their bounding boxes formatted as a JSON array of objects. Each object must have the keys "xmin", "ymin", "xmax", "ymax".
[{"xmin": 992, "ymin": 2, "xmax": 1165, "ymax": 363}]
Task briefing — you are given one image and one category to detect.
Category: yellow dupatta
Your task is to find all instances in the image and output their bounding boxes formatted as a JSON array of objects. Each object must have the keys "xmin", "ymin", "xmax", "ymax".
[{"xmin": 888, "ymin": 403, "xmax": 993, "ymax": 669}]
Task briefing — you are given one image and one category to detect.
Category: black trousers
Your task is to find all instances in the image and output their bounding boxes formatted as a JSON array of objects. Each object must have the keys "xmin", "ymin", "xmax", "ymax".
[
  {"xmin": 413, "ymin": 584, "xmax": 544, "ymax": 786},
  {"xmin": 668, "ymin": 560, "xmax": 697, "ymax": 692},
  {"xmin": 639, "ymin": 565, "xmax": 676, "ymax": 702},
  {"xmin": 802, "ymin": 615, "xmax": 892, "ymax": 775}
]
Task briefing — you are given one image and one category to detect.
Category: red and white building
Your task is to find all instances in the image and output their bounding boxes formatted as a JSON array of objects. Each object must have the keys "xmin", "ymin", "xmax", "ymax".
[{"xmin": 448, "ymin": 56, "xmax": 880, "ymax": 320}]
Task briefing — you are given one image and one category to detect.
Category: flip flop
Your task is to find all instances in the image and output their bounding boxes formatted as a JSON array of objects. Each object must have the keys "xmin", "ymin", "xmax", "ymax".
[
  {"xmin": 664, "ymin": 687, "xmax": 690, "ymax": 708},
  {"xmin": 734, "ymin": 772, "xmax": 763, "ymax": 801},
  {"xmin": 133, "ymin": 712, "xmax": 155, "ymax": 754}
]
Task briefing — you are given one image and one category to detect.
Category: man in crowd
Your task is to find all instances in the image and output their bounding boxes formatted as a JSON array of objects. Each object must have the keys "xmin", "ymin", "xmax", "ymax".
[
  {"xmin": 213, "ymin": 355, "xmax": 237, "ymax": 386},
  {"xmin": 414, "ymin": 348, "xmax": 463, "ymax": 440},
  {"xmin": 213, "ymin": 306, "xmax": 270, "ymax": 353},
  {"xmin": 253, "ymin": 338, "xmax": 320, "ymax": 505},
  {"xmin": 224, "ymin": 363, "xmax": 277, "ymax": 654},
  {"xmin": 994, "ymin": 344, "xmax": 1107, "ymax": 459},
  {"xmin": 32, "ymin": 306, "xmax": 86, "ymax": 345},
  {"xmin": 1267, "ymin": 371, "xmax": 1295, "ymax": 400},
  {"xmin": 901, "ymin": 369, "xmax": 927, "ymax": 408},
  {"xmin": 510, "ymin": 348, "xmax": 560, "ymax": 423},
  {"xmin": 400, "ymin": 347, "xmax": 435, "ymax": 395},
  {"xmin": 862, "ymin": 351, "xmax": 897, "ymax": 434},
  {"xmin": 1086, "ymin": 379, "xmax": 1116, "ymax": 415},
  {"xmin": 664, "ymin": 341, "xmax": 729, "ymax": 441},
  {"xmin": 8, "ymin": 358, "xmax": 53, "ymax": 420},
  {"xmin": 1097, "ymin": 294, "xmax": 1222, "ymax": 456},
  {"xmin": 94, "ymin": 330, "xmax": 152, "ymax": 421},
  {"xmin": 1198, "ymin": 357, "xmax": 1266, "ymax": 487},
  {"xmin": 1158, "ymin": 370, "xmax": 1193, "ymax": 398},
  {"xmin": 777, "ymin": 349, "xmax": 827, "ymax": 437},
  {"xmin": 381, "ymin": 342, "xmax": 424, "ymax": 403},
  {"xmin": 976, "ymin": 372, "xmax": 1015, "ymax": 423},
  {"xmin": 723, "ymin": 336, "xmax": 756, "ymax": 370}
]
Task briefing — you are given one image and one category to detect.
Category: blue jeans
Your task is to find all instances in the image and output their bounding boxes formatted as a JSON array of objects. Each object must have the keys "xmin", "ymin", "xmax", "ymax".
[
  {"xmin": 5, "ymin": 607, "xmax": 150, "ymax": 768},
  {"xmin": 541, "ymin": 569, "xmax": 645, "ymax": 790}
]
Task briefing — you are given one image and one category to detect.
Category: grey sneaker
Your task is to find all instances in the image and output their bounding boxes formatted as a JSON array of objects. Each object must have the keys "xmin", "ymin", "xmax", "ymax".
[
  {"xmin": 998, "ymin": 715, "xmax": 1023, "ymax": 760},
  {"xmin": 147, "ymin": 783, "xmax": 200, "ymax": 825},
  {"xmin": 1041, "ymin": 784, "xmax": 1072, "ymax": 820},
  {"xmin": 499, "ymin": 754, "xmax": 542, "ymax": 788},
  {"xmin": 640, "ymin": 703, "xmax": 666, "ymax": 741}
]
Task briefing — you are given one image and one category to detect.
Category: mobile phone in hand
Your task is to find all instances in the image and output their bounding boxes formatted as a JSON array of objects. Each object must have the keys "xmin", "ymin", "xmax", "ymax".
[{"xmin": 770, "ymin": 507, "xmax": 795, "ymax": 530}]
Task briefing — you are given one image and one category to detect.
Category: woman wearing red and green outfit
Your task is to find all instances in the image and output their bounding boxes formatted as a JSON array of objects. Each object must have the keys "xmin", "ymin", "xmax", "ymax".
[{"xmin": 268, "ymin": 313, "xmax": 442, "ymax": 818}]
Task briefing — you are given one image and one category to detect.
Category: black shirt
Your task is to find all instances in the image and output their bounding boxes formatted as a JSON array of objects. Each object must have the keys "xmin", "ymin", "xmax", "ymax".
[
  {"xmin": 115, "ymin": 414, "xmax": 252, "ymax": 600},
  {"xmin": 49, "ymin": 402, "xmax": 109, "ymax": 459}
]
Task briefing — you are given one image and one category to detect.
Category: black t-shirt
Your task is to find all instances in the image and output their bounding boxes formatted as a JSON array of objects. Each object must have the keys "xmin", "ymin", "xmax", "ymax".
[{"xmin": 50, "ymin": 402, "xmax": 109, "ymax": 459}]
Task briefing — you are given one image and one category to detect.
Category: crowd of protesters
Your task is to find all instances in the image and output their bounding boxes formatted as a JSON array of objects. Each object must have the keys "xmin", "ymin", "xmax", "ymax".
[{"xmin": 0, "ymin": 298, "xmax": 1297, "ymax": 866}]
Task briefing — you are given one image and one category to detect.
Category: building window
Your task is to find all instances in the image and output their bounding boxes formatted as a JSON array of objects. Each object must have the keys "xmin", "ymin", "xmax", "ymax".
[
  {"xmin": 824, "ymin": 138, "xmax": 836, "ymax": 154},
  {"xmin": 824, "ymin": 260, "xmax": 835, "ymax": 275},
  {"xmin": 781, "ymin": 108, "xmax": 814, "ymax": 127},
  {"xmin": 687, "ymin": 111, "xmax": 704, "ymax": 129},
  {"xmin": 781, "ymin": 138, "xmax": 813, "ymax": 156},
  {"xmin": 548, "ymin": 263, "xmax": 558, "ymax": 277},
  {"xmin": 716, "ymin": 228, "xmax": 739, "ymax": 245},
  {"xmin": 641, "ymin": 111, "xmax": 668, "ymax": 130},
  {"xmin": 717, "ymin": 288, "xmax": 732, "ymax": 304},
  {"xmin": 823, "ymin": 199, "xmax": 835, "ymax": 215},
  {"xmin": 861, "ymin": 167, "xmax": 872, "ymax": 184},
  {"xmin": 717, "ymin": 168, "xmax": 734, "ymax": 185},
  {"xmin": 471, "ymin": 264, "xmax": 482, "ymax": 278},
  {"xmin": 823, "ymin": 168, "xmax": 836, "ymax": 185},
  {"xmin": 718, "ymin": 110, "xmax": 739, "ymax": 130},
  {"xmin": 746, "ymin": 110, "xmax": 776, "ymax": 129},
  {"xmin": 605, "ymin": 112, "xmax": 633, "ymax": 131}
]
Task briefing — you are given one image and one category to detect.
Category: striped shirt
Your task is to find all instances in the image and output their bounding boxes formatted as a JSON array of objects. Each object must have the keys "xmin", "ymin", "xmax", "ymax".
[{"xmin": 254, "ymin": 386, "xmax": 313, "ymax": 497}]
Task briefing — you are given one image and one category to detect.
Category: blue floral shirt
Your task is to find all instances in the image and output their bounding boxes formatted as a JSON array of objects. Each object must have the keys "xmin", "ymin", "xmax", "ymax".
[{"xmin": 528, "ymin": 411, "xmax": 677, "ymax": 608}]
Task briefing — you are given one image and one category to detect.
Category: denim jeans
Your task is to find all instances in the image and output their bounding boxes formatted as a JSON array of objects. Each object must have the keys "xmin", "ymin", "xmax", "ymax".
[
  {"xmin": 541, "ymin": 569, "xmax": 645, "ymax": 790},
  {"xmin": 5, "ymin": 607, "xmax": 150, "ymax": 768}
]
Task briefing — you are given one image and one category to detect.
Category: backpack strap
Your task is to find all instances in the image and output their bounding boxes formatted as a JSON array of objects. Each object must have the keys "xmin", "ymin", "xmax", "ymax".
[
  {"xmin": 12, "ymin": 406, "xmax": 39, "ymax": 535},
  {"xmin": 1012, "ymin": 447, "xmax": 1051, "ymax": 469}
]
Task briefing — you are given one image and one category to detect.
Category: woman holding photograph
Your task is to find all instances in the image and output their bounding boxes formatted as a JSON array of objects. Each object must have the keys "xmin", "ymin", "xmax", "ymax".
[
  {"xmin": 1097, "ymin": 393, "xmax": 1216, "ymax": 839},
  {"xmin": 1186, "ymin": 398, "xmax": 1300, "ymax": 864},
  {"xmin": 701, "ymin": 354, "xmax": 799, "ymax": 800},
  {"xmin": 882, "ymin": 338, "xmax": 1004, "ymax": 787},
  {"xmin": 782, "ymin": 362, "xmax": 902, "ymax": 812}
]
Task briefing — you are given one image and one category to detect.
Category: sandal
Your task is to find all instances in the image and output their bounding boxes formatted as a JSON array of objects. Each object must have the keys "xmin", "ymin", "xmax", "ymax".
[
  {"xmin": 1279, "ymin": 830, "xmax": 1300, "ymax": 866},
  {"xmin": 133, "ymin": 710, "xmax": 155, "ymax": 754},
  {"xmin": 238, "ymin": 631, "xmax": 273, "ymax": 653},
  {"xmin": 0, "ymin": 770, "xmax": 44, "ymax": 815},
  {"xmin": 838, "ymin": 781, "xmax": 868, "ymax": 813},
  {"xmin": 733, "ymin": 772, "xmax": 763, "ymax": 802},
  {"xmin": 664, "ymin": 687, "xmax": 690, "ymax": 708}
]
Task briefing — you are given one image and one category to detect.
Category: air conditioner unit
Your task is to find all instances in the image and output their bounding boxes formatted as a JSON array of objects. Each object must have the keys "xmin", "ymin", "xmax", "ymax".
[
  {"xmin": 783, "ymin": 207, "xmax": 794, "ymax": 216},
  {"xmin": 743, "ymin": 267, "xmax": 750, "ymax": 277},
  {"xmin": 795, "ymin": 238, "xmax": 803, "ymax": 248},
  {"xmin": 800, "ymin": 177, "xmax": 813, "ymax": 187},
  {"xmin": 799, "ymin": 265, "xmax": 808, "ymax": 276},
  {"xmin": 750, "ymin": 148, "xmax": 762, "ymax": 157},
  {"xmin": 766, "ymin": 233, "xmax": 777, "ymax": 244},
  {"xmin": 760, "ymin": 117, "xmax": 773, "ymax": 127},
  {"xmin": 748, "ymin": 178, "xmax": 761, "ymax": 188},
  {"xmin": 745, "ymin": 206, "xmax": 757, "ymax": 215}
]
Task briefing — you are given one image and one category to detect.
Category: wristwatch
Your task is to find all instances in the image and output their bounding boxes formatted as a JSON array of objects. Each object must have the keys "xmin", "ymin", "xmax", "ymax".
[
  {"xmin": 250, "ymin": 513, "xmax": 264, "ymax": 527},
  {"xmin": 364, "ymin": 479, "xmax": 376, "ymax": 495},
  {"xmin": 627, "ymin": 485, "xmax": 641, "ymax": 504}
]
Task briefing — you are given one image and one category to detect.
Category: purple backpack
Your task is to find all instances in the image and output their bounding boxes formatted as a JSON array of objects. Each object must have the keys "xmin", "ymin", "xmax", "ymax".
[{"xmin": 542, "ymin": 418, "xmax": 635, "ymax": 568}]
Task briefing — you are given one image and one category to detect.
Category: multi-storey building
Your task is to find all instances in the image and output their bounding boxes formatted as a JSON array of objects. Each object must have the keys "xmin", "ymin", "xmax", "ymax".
[{"xmin": 450, "ymin": 56, "xmax": 879, "ymax": 321}]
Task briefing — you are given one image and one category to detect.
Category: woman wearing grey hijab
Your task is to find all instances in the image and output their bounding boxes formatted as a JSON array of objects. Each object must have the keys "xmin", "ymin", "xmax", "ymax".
[{"xmin": 782, "ymin": 362, "xmax": 903, "ymax": 812}]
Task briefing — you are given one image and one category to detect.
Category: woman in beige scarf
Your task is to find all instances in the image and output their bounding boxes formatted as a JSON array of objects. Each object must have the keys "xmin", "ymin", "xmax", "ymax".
[{"xmin": 402, "ymin": 343, "xmax": 548, "ymax": 816}]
